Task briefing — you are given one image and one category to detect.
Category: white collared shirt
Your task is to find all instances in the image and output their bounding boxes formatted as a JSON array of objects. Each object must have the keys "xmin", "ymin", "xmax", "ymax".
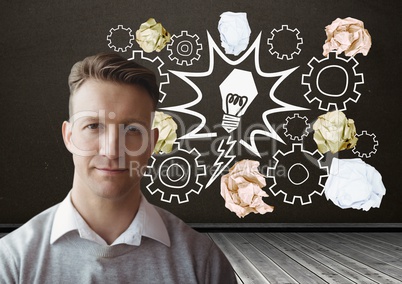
[{"xmin": 50, "ymin": 192, "xmax": 170, "ymax": 247}]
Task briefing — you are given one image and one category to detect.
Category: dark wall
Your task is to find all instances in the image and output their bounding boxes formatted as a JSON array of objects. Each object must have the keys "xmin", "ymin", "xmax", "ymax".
[{"xmin": 1, "ymin": 0, "xmax": 401, "ymax": 225}]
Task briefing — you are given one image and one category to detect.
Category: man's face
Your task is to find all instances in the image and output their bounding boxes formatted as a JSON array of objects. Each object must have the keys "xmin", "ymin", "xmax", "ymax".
[{"xmin": 62, "ymin": 79, "xmax": 157, "ymax": 201}]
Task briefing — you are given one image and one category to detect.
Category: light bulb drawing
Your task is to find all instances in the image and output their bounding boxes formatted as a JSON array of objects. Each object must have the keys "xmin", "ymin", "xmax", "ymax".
[{"xmin": 219, "ymin": 69, "xmax": 258, "ymax": 133}]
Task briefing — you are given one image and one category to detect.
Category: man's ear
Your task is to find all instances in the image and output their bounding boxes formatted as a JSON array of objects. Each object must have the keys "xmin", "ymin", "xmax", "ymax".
[{"xmin": 62, "ymin": 121, "xmax": 73, "ymax": 153}]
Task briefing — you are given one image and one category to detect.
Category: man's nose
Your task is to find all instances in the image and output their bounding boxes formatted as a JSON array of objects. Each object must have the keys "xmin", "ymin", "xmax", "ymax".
[{"xmin": 99, "ymin": 125, "xmax": 123, "ymax": 159}]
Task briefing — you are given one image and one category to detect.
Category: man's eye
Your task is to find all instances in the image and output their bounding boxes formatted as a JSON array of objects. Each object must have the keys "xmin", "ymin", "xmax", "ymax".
[
  {"xmin": 126, "ymin": 125, "xmax": 140, "ymax": 133},
  {"xmin": 86, "ymin": 123, "xmax": 100, "ymax": 130}
]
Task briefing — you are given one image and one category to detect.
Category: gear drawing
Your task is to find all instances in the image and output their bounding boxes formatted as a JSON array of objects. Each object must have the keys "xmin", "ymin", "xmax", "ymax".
[
  {"xmin": 283, "ymin": 113, "xmax": 310, "ymax": 141},
  {"xmin": 144, "ymin": 142, "xmax": 206, "ymax": 204},
  {"xmin": 106, "ymin": 25, "xmax": 134, "ymax": 52},
  {"xmin": 302, "ymin": 51, "xmax": 364, "ymax": 111},
  {"xmin": 129, "ymin": 50, "xmax": 170, "ymax": 103},
  {"xmin": 267, "ymin": 144, "xmax": 329, "ymax": 205},
  {"xmin": 267, "ymin": 25, "xmax": 303, "ymax": 60},
  {"xmin": 167, "ymin": 31, "xmax": 203, "ymax": 66},
  {"xmin": 352, "ymin": 130, "xmax": 379, "ymax": 158}
]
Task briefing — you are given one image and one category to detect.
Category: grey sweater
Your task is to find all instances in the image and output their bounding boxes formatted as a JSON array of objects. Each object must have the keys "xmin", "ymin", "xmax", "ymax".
[{"xmin": 0, "ymin": 204, "xmax": 236, "ymax": 284}]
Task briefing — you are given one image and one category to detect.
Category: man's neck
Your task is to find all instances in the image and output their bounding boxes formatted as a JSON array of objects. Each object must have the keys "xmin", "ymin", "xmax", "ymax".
[{"xmin": 70, "ymin": 185, "xmax": 141, "ymax": 245}]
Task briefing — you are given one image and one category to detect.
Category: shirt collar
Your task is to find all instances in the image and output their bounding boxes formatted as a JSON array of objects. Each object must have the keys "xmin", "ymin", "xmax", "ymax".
[{"xmin": 50, "ymin": 191, "xmax": 170, "ymax": 247}]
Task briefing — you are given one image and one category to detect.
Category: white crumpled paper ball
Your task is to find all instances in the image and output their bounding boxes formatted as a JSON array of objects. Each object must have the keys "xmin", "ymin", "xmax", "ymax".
[
  {"xmin": 218, "ymin": 12, "xmax": 251, "ymax": 56},
  {"xmin": 324, "ymin": 158, "xmax": 386, "ymax": 211}
]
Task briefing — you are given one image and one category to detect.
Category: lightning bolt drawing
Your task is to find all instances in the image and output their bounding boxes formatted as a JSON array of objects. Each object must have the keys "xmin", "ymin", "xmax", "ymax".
[
  {"xmin": 161, "ymin": 30, "xmax": 309, "ymax": 188},
  {"xmin": 205, "ymin": 136, "xmax": 237, "ymax": 188}
]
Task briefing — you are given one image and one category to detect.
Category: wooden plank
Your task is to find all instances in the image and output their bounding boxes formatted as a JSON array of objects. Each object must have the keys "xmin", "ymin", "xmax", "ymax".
[
  {"xmin": 223, "ymin": 233, "xmax": 298, "ymax": 284},
  {"xmin": 241, "ymin": 233, "xmax": 326, "ymax": 283},
  {"xmin": 324, "ymin": 233, "xmax": 402, "ymax": 268},
  {"xmin": 290, "ymin": 233, "xmax": 399, "ymax": 284},
  {"xmin": 303, "ymin": 233, "xmax": 402, "ymax": 282},
  {"xmin": 257, "ymin": 233, "xmax": 356, "ymax": 284},
  {"xmin": 235, "ymin": 274, "xmax": 243, "ymax": 284},
  {"xmin": 208, "ymin": 233, "xmax": 269, "ymax": 284},
  {"xmin": 343, "ymin": 233, "xmax": 402, "ymax": 257},
  {"xmin": 360, "ymin": 233, "xmax": 402, "ymax": 247},
  {"xmin": 277, "ymin": 232, "xmax": 377, "ymax": 283},
  {"xmin": 336, "ymin": 233, "xmax": 402, "ymax": 258}
]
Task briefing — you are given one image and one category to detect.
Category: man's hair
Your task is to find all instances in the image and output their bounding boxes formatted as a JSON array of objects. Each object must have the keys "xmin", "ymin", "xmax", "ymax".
[{"xmin": 68, "ymin": 52, "xmax": 159, "ymax": 116}]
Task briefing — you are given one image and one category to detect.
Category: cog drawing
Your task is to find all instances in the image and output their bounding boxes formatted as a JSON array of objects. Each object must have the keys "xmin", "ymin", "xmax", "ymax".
[
  {"xmin": 283, "ymin": 113, "xmax": 310, "ymax": 141},
  {"xmin": 144, "ymin": 142, "xmax": 206, "ymax": 204},
  {"xmin": 167, "ymin": 31, "xmax": 203, "ymax": 66},
  {"xmin": 129, "ymin": 50, "xmax": 170, "ymax": 103},
  {"xmin": 267, "ymin": 25, "xmax": 303, "ymax": 60},
  {"xmin": 302, "ymin": 51, "xmax": 364, "ymax": 111},
  {"xmin": 106, "ymin": 25, "xmax": 135, "ymax": 52},
  {"xmin": 267, "ymin": 144, "xmax": 329, "ymax": 205},
  {"xmin": 352, "ymin": 130, "xmax": 379, "ymax": 158}
]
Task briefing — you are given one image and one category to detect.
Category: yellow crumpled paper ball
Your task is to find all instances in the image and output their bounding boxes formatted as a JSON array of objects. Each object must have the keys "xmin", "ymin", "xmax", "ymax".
[
  {"xmin": 323, "ymin": 17, "xmax": 372, "ymax": 57},
  {"xmin": 313, "ymin": 110, "xmax": 358, "ymax": 154},
  {"xmin": 136, "ymin": 18, "xmax": 171, "ymax": 53},
  {"xmin": 152, "ymin": 111, "xmax": 177, "ymax": 154},
  {"xmin": 220, "ymin": 159, "xmax": 274, "ymax": 218}
]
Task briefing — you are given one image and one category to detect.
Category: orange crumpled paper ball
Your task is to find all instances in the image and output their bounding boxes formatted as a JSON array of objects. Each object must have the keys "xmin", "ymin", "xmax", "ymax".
[
  {"xmin": 323, "ymin": 17, "xmax": 371, "ymax": 57},
  {"xmin": 220, "ymin": 159, "xmax": 274, "ymax": 218}
]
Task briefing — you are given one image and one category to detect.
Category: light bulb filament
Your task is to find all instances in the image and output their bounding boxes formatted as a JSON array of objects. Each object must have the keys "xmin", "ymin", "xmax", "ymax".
[{"xmin": 226, "ymin": 93, "xmax": 248, "ymax": 116}]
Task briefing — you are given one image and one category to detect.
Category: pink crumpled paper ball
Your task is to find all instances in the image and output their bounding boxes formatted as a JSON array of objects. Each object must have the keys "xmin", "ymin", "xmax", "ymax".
[
  {"xmin": 220, "ymin": 159, "xmax": 274, "ymax": 218},
  {"xmin": 323, "ymin": 17, "xmax": 372, "ymax": 57}
]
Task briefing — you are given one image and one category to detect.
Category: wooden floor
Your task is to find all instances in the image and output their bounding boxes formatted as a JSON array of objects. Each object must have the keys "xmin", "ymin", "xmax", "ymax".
[
  {"xmin": 207, "ymin": 232, "xmax": 402, "ymax": 284},
  {"xmin": 2, "ymin": 232, "xmax": 402, "ymax": 283}
]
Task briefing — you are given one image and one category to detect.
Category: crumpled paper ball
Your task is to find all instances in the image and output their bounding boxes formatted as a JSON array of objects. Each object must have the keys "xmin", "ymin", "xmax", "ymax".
[
  {"xmin": 324, "ymin": 158, "xmax": 386, "ymax": 211},
  {"xmin": 152, "ymin": 111, "xmax": 177, "ymax": 154},
  {"xmin": 323, "ymin": 17, "xmax": 372, "ymax": 57},
  {"xmin": 220, "ymin": 160, "xmax": 274, "ymax": 218},
  {"xmin": 313, "ymin": 110, "xmax": 358, "ymax": 154},
  {"xmin": 136, "ymin": 18, "xmax": 171, "ymax": 53},
  {"xmin": 218, "ymin": 12, "xmax": 251, "ymax": 56}
]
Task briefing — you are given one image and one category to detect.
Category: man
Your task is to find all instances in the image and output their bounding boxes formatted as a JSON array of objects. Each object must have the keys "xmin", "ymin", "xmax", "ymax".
[{"xmin": 0, "ymin": 53, "xmax": 237, "ymax": 283}]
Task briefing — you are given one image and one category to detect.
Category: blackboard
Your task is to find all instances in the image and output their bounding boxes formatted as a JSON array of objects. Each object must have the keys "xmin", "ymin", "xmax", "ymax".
[{"xmin": 1, "ymin": 0, "xmax": 401, "ymax": 227}]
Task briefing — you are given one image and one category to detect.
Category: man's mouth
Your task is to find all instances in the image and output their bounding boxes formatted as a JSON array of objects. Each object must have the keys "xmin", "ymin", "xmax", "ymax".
[{"xmin": 96, "ymin": 168, "xmax": 128, "ymax": 175}]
